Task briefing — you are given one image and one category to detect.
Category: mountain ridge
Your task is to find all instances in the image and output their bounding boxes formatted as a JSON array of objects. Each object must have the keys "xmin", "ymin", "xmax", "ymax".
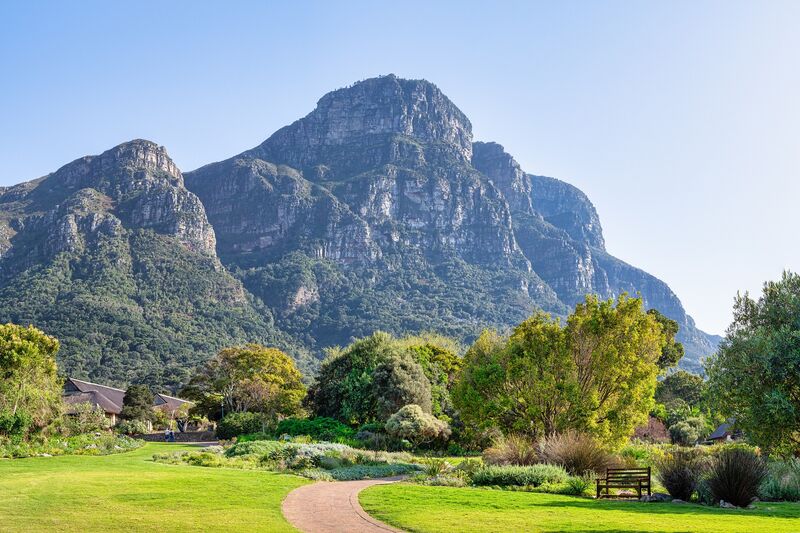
[{"xmin": 0, "ymin": 75, "xmax": 718, "ymax": 386}]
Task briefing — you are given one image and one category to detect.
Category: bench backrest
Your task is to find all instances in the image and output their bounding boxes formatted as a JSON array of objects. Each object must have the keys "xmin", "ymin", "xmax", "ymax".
[{"xmin": 605, "ymin": 468, "xmax": 650, "ymax": 480}]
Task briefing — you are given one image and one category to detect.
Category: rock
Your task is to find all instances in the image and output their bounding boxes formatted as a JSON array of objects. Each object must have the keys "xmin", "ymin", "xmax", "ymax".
[
  {"xmin": 640, "ymin": 493, "xmax": 672, "ymax": 503},
  {"xmin": 671, "ymin": 499, "xmax": 688, "ymax": 504},
  {"xmin": 0, "ymin": 74, "xmax": 721, "ymax": 383},
  {"xmin": 719, "ymin": 500, "xmax": 737, "ymax": 509}
]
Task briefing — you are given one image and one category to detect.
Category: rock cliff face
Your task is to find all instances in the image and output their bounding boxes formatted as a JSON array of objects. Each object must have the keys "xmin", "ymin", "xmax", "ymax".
[
  {"xmin": 185, "ymin": 74, "xmax": 718, "ymax": 370},
  {"xmin": 0, "ymin": 75, "xmax": 718, "ymax": 385},
  {"xmin": 0, "ymin": 140, "xmax": 303, "ymax": 388}
]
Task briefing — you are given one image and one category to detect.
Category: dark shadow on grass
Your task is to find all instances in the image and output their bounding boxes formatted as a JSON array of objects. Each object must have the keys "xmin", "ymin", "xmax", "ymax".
[{"xmin": 523, "ymin": 497, "xmax": 800, "ymax": 520}]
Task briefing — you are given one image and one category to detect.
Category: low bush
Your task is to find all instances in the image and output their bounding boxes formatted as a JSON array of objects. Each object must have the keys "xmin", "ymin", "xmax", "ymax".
[
  {"xmin": 760, "ymin": 459, "xmax": 800, "ymax": 502},
  {"xmin": 225, "ymin": 439, "xmax": 288, "ymax": 458},
  {"xmin": 0, "ymin": 410, "xmax": 33, "ymax": 437},
  {"xmin": 539, "ymin": 431, "xmax": 612, "ymax": 475},
  {"xmin": 326, "ymin": 463, "xmax": 419, "ymax": 481},
  {"xmin": 705, "ymin": 447, "xmax": 767, "ymax": 507},
  {"xmin": 385, "ymin": 405, "xmax": 451, "ymax": 448},
  {"xmin": 216, "ymin": 412, "xmax": 266, "ymax": 440},
  {"xmin": 275, "ymin": 417, "xmax": 355, "ymax": 442},
  {"xmin": 619, "ymin": 440, "xmax": 665, "ymax": 468},
  {"xmin": 420, "ymin": 457, "xmax": 453, "ymax": 477},
  {"xmin": 482, "ymin": 434, "xmax": 538, "ymax": 466},
  {"xmin": 116, "ymin": 419, "xmax": 149, "ymax": 436},
  {"xmin": 471, "ymin": 464, "xmax": 568, "ymax": 487},
  {"xmin": 656, "ymin": 449, "xmax": 706, "ymax": 501},
  {"xmin": 0, "ymin": 432, "xmax": 141, "ymax": 458},
  {"xmin": 562, "ymin": 474, "xmax": 595, "ymax": 496}
]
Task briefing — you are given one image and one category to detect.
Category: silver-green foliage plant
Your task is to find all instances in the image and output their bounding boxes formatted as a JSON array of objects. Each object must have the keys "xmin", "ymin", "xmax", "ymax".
[
  {"xmin": 760, "ymin": 459, "xmax": 800, "ymax": 502},
  {"xmin": 385, "ymin": 404, "xmax": 451, "ymax": 448}
]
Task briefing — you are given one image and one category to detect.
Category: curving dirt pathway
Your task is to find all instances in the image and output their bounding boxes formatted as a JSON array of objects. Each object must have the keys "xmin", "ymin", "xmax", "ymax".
[{"xmin": 282, "ymin": 477, "xmax": 404, "ymax": 532}]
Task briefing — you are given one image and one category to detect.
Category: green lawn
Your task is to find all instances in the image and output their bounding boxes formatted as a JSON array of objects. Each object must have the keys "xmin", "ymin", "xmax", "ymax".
[
  {"xmin": 0, "ymin": 443, "xmax": 308, "ymax": 532},
  {"xmin": 360, "ymin": 483, "xmax": 800, "ymax": 533}
]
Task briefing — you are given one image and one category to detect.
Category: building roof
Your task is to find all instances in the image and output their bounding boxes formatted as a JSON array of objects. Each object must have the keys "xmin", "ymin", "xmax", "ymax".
[
  {"xmin": 153, "ymin": 393, "xmax": 192, "ymax": 412},
  {"xmin": 709, "ymin": 419, "xmax": 736, "ymax": 440},
  {"xmin": 63, "ymin": 389, "xmax": 123, "ymax": 415},
  {"xmin": 63, "ymin": 378, "xmax": 191, "ymax": 416}
]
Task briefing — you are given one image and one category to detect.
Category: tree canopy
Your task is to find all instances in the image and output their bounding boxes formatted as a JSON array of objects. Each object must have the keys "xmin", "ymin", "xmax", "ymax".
[
  {"xmin": 306, "ymin": 331, "xmax": 461, "ymax": 425},
  {"xmin": 182, "ymin": 344, "xmax": 306, "ymax": 422},
  {"xmin": 0, "ymin": 323, "xmax": 61, "ymax": 434},
  {"xmin": 121, "ymin": 384, "xmax": 155, "ymax": 422},
  {"xmin": 453, "ymin": 295, "xmax": 667, "ymax": 448},
  {"xmin": 706, "ymin": 271, "xmax": 800, "ymax": 455}
]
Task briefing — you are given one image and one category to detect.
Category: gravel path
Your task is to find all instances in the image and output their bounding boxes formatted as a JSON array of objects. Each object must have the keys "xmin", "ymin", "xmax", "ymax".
[{"xmin": 281, "ymin": 477, "xmax": 404, "ymax": 532}]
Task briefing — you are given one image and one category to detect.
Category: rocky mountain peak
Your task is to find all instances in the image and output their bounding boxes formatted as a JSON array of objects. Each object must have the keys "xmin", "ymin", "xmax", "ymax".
[
  {"xmin": 251, "ymin": 75, "xmax": 474, "ymax": 176},
  {"xmin": 97, "ymin": 139, "xmax": 181, "ymax": 178}
]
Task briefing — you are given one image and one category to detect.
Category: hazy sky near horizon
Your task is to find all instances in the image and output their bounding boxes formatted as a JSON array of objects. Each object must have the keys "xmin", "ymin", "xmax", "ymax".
[{"xmin": 2, "ymin": 1, "xmax": 798, "ymax": 335}]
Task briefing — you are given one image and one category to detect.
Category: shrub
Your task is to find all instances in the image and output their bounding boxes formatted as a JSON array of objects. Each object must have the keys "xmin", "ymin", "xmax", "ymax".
[
  {"xmin": 760, "ymin": 459, "xmax": 800, "ymax": 502},
  {"xmin": 64, "ymin": 403, "xmax": 111, "ymax": 435},
  {"xmin": 482, "ymin": 434, "xmax": 538, "ymax": 466},
  {"xmin": 619, "ymin": 441, "xmax": 665, "ymax": 468},
  {"xmin": 326, "ymin": 463, "xmax": 420, "ymax": 481},
  {"xmin": 562, "ymin": 474, "xmax": 594, "ymax": 496},
  {"xmin": 216, "ymin": 412, "xmax": 265, "ymax": 440},
  {"xmin": 471, "ymin": 464, "xmax": 568, "ymax": 487},
  {"xmin": 0, "ymin": 410, "xmax": 33, "ymax": 437},
  {"xmin": 668, "ymin": 416, "xmax": 707, "ymax": 446},
  {"xmin": 225, "ymin": 440, "xmax": 287, "ymax": 458},
  {"xmin": 385, "ymin": 405, "xmax": 451, "ymax": 448},
  {"xmin": 656, "ymin": 449, "xmax": 706, "ymax": 501},
  {"xmin": 421, "ymin": 457, "xmax": 453, "ymax": 477},
  {"xmin": 539, "ymin": 431, "xmax": 612, "ymax": 475},
  {"xmin": 275, "ymin": 417, "xmax": 355, "ymax": 442},
  {"xmin": 705, "ymin": 447, "xmax": 767, "ymax": 507},
  {"xmin": 116, "ymin": 419, "xmax": 149, "ymax": 436},
  {"xmin": 455, "ymin": 458, "xmax": 483, "ymax": 479}
]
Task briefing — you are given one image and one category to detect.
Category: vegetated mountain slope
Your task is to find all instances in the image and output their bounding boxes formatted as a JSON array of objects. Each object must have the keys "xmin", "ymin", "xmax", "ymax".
[
  {"xmin": 186, "ymin": 75, "xmax": 719, "ymax": 371},
  {"xmin": 0, "ymin": 140, "xmax": 308, "ymax": 389}
]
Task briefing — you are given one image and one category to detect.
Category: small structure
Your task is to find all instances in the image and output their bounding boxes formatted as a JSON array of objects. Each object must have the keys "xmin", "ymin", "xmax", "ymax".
[
  {"xmin": 63, "ymin": 378, "xmax": 125, "ymax": 425},
  {"xmin": 62, "ymin": 377, "xmax": 192, "ymax": 427},
  {"xmin": 707, "ymin": 419, "xmax": 742, "ymax": 443},
  {"xmin": 596, "ymin": 467, "xmax": 652, "ymax": 499}
]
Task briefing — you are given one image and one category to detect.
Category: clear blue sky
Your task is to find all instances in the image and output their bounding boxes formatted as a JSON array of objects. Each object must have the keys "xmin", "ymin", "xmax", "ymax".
[{"xmin": 2, "ymin": 1, "xmax": 798, "ymax": 334}]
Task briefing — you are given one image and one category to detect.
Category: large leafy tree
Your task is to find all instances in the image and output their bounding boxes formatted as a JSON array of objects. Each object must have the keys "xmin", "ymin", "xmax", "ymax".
[
  {"xmin": 647, "ymin": 309, "xmax": 685, "ymax": 370},
  {"xmin": 121, "ymin": 384, "xmax": 155, "ymax": 422},
  {"xmin": 706, "ymin": 271, "xmax": 800, "ymax": 455},
  {"xmin": 183, "ymin": 344, "xmax": 305, "ymax": 422},
  {"xmin": 453, "ymin": 295, "xmax": 666, "ymax": 448},
  {"xmin": 306, "ymin": 331, "xmax": 456, "ymax": 425},
  {"xmin": 656, "ymin": 370, "xmax": 706, "ymax": 407},
  {"xmin": 0, "ymin": 323, "xmax": 61, "ymax": 433}
]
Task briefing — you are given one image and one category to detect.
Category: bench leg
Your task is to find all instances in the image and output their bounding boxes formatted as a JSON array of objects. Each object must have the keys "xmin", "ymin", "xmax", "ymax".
[{"xmin": 596, "ymin": 481, "xmax": 601, "ymax": 499}]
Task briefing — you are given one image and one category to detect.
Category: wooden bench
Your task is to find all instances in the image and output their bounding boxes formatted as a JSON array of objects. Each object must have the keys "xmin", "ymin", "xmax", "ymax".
[{"xmin": 596, "ymin": 467, "xmax": 651, "ymax": 499}]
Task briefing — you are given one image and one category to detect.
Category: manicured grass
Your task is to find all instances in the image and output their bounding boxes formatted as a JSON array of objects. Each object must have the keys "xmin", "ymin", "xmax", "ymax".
[
  {"xmin": 0, "ymin": 442, "xmax": 308, "ymax": 532},
  {"xmin": 360, "ymin": 483, "xmax": 800, "ymax": 533}
]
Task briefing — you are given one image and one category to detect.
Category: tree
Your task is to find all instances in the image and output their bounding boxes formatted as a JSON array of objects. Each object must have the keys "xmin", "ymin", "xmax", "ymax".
[
  {"xmin": 0, "ymin": 323, "xmax": 61, "ymax": 434},
  {"xmin": 121, "ymin": 385, "xmax": 154, "ymax": 422},
  {"xmin": 656, "ymin": 370, "xmax": 706, "ymax": 407},
  {"xmin": 385, "ymin": 404, "xmax": 451, "ymax": 447},
  {"xmin": 372, "ymin": 352, "xmax": 432, "ymax": 419},
  {"xmin": 398, "ymin": 333, "xmax": 462, "ymax": 418},
  {"xmin": 307, "ymin": 332, "xmax": 437, "ymax": 425},
  {"xmin": 453, "ymin": 295, "xmax": 666, "ymax": 448},
  {"xmin": 706, "ymin": 271, "xmax": 800, "ymax": 455},
  {"xmin": 647, "ymin": 309, "xmax": 685, "ymax": 370},
  {"xmin": 669, "ymin": 416, "xmax": 708, "ymax": 445},
  {"xmin": 183, "ymin": 344, "xmax": 305, "ymax": 423},
  {"xmin": 452, "ymin": 314, "xmax": 578, "ymax": 439}
]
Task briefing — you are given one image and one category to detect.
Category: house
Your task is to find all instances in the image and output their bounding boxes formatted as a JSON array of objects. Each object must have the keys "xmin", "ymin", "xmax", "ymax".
[
  {"xmin": 62, "ymin": 378, "xmax": 192, "ymax": 427},
  {"xmin": 707, "ymin": 418, "xmax": 743, "ymax": 443}
]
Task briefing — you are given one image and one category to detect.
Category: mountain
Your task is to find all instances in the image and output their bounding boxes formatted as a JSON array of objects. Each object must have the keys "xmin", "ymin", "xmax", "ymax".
[
  {"xmin": 184, "ymin": 75, "xmax": 718, "ymax": 372},
  {"xmin": 0, "ymin": 75, "xmax": 718, "ymax": 387},
  {"xmin": 0, "ymin": 140, "xmax": 308, "ymax": 389}
]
